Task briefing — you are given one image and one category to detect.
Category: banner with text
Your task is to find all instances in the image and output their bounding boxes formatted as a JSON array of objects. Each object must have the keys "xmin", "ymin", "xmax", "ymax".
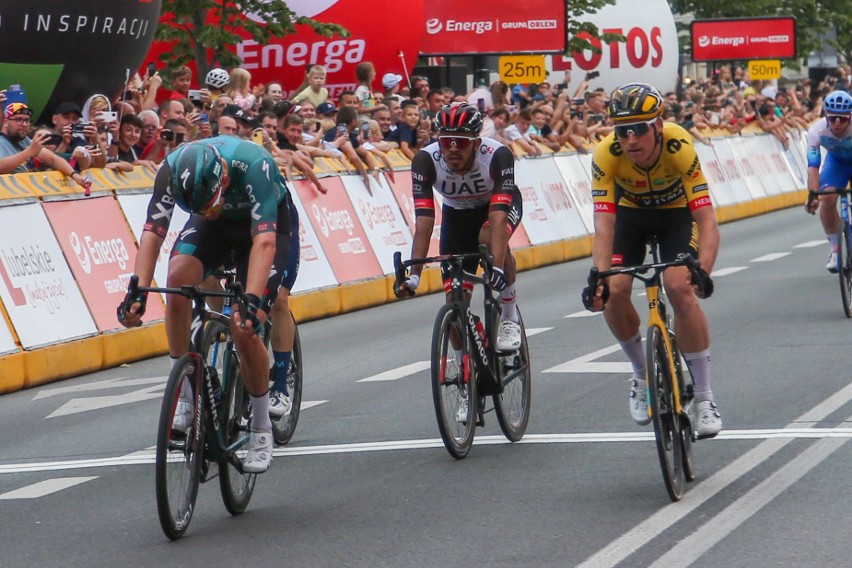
[{"xmin": 288, "ymin": 180, "xmax": 341, "ymax": 294}]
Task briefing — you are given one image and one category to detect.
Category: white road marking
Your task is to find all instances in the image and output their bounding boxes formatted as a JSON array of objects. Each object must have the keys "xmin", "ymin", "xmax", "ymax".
[
  {"xmin": 358, "ymin": 361, "xmax": 430, "ymax": 382},
  {"xmin": 751, "ymin": 252, "xmax": 791, "ymax": 262},
  {"xmin": 524, "ymin": 327, "xmax": 552, "ymax": 337},
  {"xmin": 542, "ymin": 343, "xmax": 632, "ymax": 374},
  {"xmin": 300, "ymin": 400, "xmax": 328, "ymax": 410},
  {"xmin": 46, "ymin": 385, "xmax": 164, "ymax": 418},
  {"xmin": 794, "ymin": 240, "xmax": 825, "ymax": 248},
  {"xmin": 2, "ymin": 428, "xmax": 852, "ymax": 475},
  {"xmin": 564, "ymin": 311, "xmax": 602, "ymax": 318},
  {"xmin": 33, "ymin": 376, "xmax": 167, "ymax": 400},
  {"xmin": 0, "ymin": 477, "xmax": 98, "ymax": 499},
  {"xmin": 576, "ymin": 380, "xmax": 852, "ymax": 568},
  {"xmin": 711, "ymin": 266, "xmax": 749, "ymax": 277}
]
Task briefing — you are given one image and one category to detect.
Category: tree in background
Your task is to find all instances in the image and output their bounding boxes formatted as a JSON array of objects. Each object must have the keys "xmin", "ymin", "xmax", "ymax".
[
  {"xmin": 566, "ymin": 0, "xmax": 623, "ymax": 55},
  {"xmin": 668, "ymin": 0, "xmax": 835, "ymax": 69},
  {"xmin": 154, "ymin": 1, "xmax": 347, "ymax": 82}
]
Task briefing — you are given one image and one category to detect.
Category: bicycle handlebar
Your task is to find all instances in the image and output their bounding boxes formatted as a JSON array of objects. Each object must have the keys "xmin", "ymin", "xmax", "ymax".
[
  {"xmin": 393, "ymin": 245, "xmax": 497, "ymax": 296},
  {"xmin": 592, "ymin": 253, "xmax": 713, "ymax": 299},
  {"xmin": 123, "ymin": 274, "xmax": 252, "ymax": 324}
]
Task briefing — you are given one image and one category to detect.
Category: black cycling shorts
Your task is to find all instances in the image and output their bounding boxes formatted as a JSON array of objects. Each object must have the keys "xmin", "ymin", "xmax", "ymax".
[
  {"xmin": 439, "ymin": 189, "xmax": 523, "ymax": 276},
  {"xmin": 172, "ymin": 195, "xmax": 299, "ymax": 313},
  {"xmin": 611, "ymin": 206, "xmax": 698, "ymax": 267}
]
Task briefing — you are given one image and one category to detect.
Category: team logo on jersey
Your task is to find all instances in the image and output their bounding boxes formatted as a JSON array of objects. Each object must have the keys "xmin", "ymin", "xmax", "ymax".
[
  {"xmin": 666, "ymin": 138, "xmax": 683, "ymax": 154},
  {"xmin": 609, "ymin": 141, "xmax": 623, "ymax": 157}
]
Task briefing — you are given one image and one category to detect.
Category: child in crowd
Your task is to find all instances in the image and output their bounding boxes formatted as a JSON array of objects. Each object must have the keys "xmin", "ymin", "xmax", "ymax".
[
  {"xmin": 227, "ymin": 68, "xmax": 262, "ymax": 112},
  {"xmin": 292, "ymin": 65, "xmax": 329, "ymax": 107},
  {"xmin": 354, "ymin": 61, "xmax": 377, "ymax": 121},
  {"xmin": 169, "ymin": 66, "xmax": 192, "ymax": 100}
]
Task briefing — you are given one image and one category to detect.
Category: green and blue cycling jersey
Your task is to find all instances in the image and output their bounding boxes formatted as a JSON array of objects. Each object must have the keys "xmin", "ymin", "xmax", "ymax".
[{"xmin": 144, "ymin": 135, "xmax": 288, "ymax": 239}]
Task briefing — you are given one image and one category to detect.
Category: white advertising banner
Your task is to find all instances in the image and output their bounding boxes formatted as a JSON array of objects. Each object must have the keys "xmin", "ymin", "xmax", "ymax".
[
  {"xmin": 0, "ymin": 315, "xmax": 18, "ymax": 355},
  {"xmin": 726, "ymin": 136, "xmax": 769, "ymax": 200},
  {"xmin": 742, "ymin": 136, "xmax": 783, "ymax": 195},
  {"xmin": 0, "ymin": 202, "xmax": 97, "ymax": 348},
  {"xmin": 287, "ymin": 183, "xmax": 340, "ymax": 294},
  {"xmin": 711, "ymin": 139, "xmax": 752, "ymax": 203},
  {"xmin": 117, "ymin": 192, "xmax": 191, "ymax": 291},
  {"xmin": 782, "ymin": 131, "xmax": 808, "ymax": 188},
  {"xmin": 341, "ymin": 173, "xmax": 413, "ymax": 275},
  {"xmin": 694, "ymin": 141, "xmax": 736, "ymax": 207},
  {"xmin": 758, "ymin": 135, "xmax": 799, "ymax": 193},
  {"xmin": 554, "ymin": 154, "xmax": 595, "ymax": 233},
  {"xmin": 515, "ymin": 157, "xmax": 588, "ymax": 244}
]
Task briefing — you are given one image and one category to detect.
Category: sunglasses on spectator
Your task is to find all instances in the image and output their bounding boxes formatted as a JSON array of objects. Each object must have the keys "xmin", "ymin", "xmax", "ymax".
[
  {"xmin": 827, "ymin": 114, "xmax": 850, "ymax": 124},
  {"xmin": 613, "ymin": 118, "xmax": 657, "ymax": 138},
  {"xmin": 438, "ymin": 136, "xmax": 476, "ymax": 151}
]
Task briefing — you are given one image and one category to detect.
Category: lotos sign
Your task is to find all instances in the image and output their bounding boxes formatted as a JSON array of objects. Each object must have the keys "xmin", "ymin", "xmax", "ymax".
[
  {"xmin": 0, "ymin": 0, "xmax": 162, "ymax": 124},
  {"xmin": 551, "ymin": 0, "xmax": 679, "ymax": 94}
]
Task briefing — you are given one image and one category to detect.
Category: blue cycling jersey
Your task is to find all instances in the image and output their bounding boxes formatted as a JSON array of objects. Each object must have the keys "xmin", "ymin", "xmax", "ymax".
[{"xmin": 807, "ymin": 118, "xmax": 852, "ymax": 168}]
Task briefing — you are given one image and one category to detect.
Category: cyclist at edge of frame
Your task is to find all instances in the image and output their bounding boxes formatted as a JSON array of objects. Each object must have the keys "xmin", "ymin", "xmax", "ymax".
[
  {"xmin": 581, "ymin": 82, "xmax": 722, "ymax": 439},
  {"xmin": 395, "ymin": 102, "xmax": 525, "ymax": 384},
  {"xmin": 117, "ymin": 135, "xmax": 300, "ymax": 474},
  {"xmin": 804, "ymin": 90, "xmax": 852, "ymax": 273}
]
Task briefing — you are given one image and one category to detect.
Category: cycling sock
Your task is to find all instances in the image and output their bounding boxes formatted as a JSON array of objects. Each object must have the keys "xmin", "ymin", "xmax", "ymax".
[
  {"xmin": 500, "ymin": 285, "xmax": 519, "ymax": 322},
  {"xmin": 250, "ymin": 393, "xmax": 272, "ymax": 432},
  {"xmin": 828, "ymin": 233, "xmax": 840, "ymax": 251},
  {"xmin": 684, "ymin": 349, "xmax": 712, "ymax": 402},
  {"xmin": 619, "ymin": 332, "xmax": 646, "ymax": 375},
  {"xmin": 169, "ymin": 356, "xmax": 179, "ymax": 370},
  {"xmin": 271, "ymin": 351, "xmax": 292, "ymax": 395}
]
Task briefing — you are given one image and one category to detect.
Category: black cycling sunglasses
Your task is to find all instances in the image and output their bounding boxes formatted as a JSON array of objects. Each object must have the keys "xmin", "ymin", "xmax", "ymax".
[{"xmin": 614, "ymin": 118, "xmax": 656, "ymax": 138}]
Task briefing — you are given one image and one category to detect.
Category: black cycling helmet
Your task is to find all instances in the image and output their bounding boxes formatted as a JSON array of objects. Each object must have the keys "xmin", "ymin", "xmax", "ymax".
[
  {"xmin": 435, "ymin": 102, "xmax": 483, "ymax": 135},
  {"xmin": 607, "ymin": 82, "xmax": 664, "ymax": 123},
  {"xmin": 170, "ymin": 142, "xmax": 225, "ymax": 215}
]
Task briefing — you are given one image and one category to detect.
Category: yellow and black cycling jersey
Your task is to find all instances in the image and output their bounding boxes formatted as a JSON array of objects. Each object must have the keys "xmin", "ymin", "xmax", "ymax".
[{"xmin": 591, "ymin": 122, "xmax": 712, "ymax": 213}]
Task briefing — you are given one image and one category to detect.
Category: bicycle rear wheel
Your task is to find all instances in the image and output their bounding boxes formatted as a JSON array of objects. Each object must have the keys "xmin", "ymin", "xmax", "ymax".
[
  {"xmin": 839, "ymin": 221, "xmax": 852, "ymax": 318},
  {"xmin": 215, "ymin": 338, "xmax": 256, "ymax": 515},
  {"xmin": 155, "ymin": 354, "xmax": 205, "ymax": 540},
  {"xmin": 493, "ymin": 310, "xmax": 531, "ymax": 442},
  {"xmin": 431, "ymin": 304, "xmax": 476, "ymax": 459},
  {"xmin": 646, "ymin": 325, "xmax": 685, "ymax": 502},
  {"xmin": 272, "ymin": 315, "xmax": 303, "ymax": 446}
]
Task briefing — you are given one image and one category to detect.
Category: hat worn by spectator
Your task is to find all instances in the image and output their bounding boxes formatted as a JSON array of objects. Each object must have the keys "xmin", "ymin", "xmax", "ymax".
[
  {"xmin": 53, "ymin": 101, "xmax": 82, "ymax": 117},
  {"xmin": 4, "ymin": 102, "xmax": 32, "ymax": 120},
  {"xmin": 222, "ymin": 104, "xmax": 250, "ymax": 122},
  {"xmin": 316, "ymin": 102, "xmax": 337, "ymax": 116},
  {"xmin": 382, "ymin": 73, "xmax": 403, "ymax": 90}
]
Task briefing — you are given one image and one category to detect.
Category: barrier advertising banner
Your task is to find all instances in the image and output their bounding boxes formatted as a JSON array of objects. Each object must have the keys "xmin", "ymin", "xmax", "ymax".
[
  {"xmin": 514, "ymin": 157, "xmax": 588, "ymax": 244},
  {"xmin": 287, "ymin": 180, "xmax": 340, "ymax": 294},
  {"xmin": 340, "ymin": 173, "xmax": 413, "ymax": 275},
  {"xmin": 693, "ymin": 141, "xmax": 737, "ymax": 207},
  {"xmin": 0, "ymin": 202, "xmax": 97, "ymax": 348},
  {"xmin": 43, "ymin": 196, "xmax": 166, "ymax": 332},
  {"xmin": 386, "ymin": 173, "xmax": 442, "ymax": 257},
  {"xmin": 710, "ymin": 139, "xmax": 752, "ymax": 203},
  {"xmin": 554, "ymin": 154, "xmax": 595, "ymax": 232},
  {"xmin": 0, "ymin": 314, "xmax": 17, "ymax": 355},
  {"xmin": 292, "ymin": 176, "xmax": 382, "ymax": 283},
  {"xmin": 117, "ymin": 192, "xmax": 191, "ymax": 295},
  {"xmin": 726, "ymin": 137, "xmax": 769, "ymax": 200}
]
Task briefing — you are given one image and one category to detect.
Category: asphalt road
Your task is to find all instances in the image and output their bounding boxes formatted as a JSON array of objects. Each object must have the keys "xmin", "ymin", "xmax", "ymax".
[{"xmin": 2, "ymin": 206, "xmax": 852, "ymax": 567}]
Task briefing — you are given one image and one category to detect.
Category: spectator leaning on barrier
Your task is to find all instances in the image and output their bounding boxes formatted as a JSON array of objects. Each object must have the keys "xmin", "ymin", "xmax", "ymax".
[
  {"xmin": 0, "ymin": 103, "xmax": 90, "ymax": 190},
  {"xmin": 504, "ymin": 109, "xmax": 541, "ymax": 157},
  {"xmin": 50, "ymin": 101, "xmax": 107, "ymax": 169}
]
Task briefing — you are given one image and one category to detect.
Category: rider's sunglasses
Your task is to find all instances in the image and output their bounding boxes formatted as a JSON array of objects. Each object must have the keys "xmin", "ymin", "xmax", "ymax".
[
  {"xmin": 613, "ymin": 118, "xmax": 657, "ymax": 138},
  {"xmin": 827, "ymin": 114, "xmax": 850, "ymax": 124},
  {"xmin": 438, "ymin": 136, "xmax": 476, "ymax": 152}
]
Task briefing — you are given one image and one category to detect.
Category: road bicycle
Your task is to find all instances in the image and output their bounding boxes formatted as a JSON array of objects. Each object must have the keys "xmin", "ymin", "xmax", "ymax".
[
  {"xmin": 394, "ymin": 245, "xmax": 531, "ymax": 459},
  {"xmin": 211, "ymin": 268, "xmax": 303, "ymax": 445},
  {"xmin": 589, "ymin": 243, "xmax": 712, "ymax": 501},
  {"xmin": 808, "ymin": 189, "xmax": 852, "ymax": 317},
  {"xmin": 123, "ymin": 275, "xmax": 258, "ymax": 540}
]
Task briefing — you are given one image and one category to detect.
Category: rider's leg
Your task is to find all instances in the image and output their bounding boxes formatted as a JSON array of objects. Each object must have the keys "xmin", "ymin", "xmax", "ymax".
[
  {"xmin": 165, "ymin": 255, "xmax": 204, "ymax": 360},
  {"xmin": 663, "ymin": 266, "xmax": 712, "ymax": 400},
  {"xmin": 603, "ymin": 273, "xmax": 645, "ymax": 373},
  {"xmin": 270, "ymin": 289, "xmax": 295, "ymax": 394},
  {"xmin": 819, "ymin": 193, "xmax": 841, "ymax": 253}
]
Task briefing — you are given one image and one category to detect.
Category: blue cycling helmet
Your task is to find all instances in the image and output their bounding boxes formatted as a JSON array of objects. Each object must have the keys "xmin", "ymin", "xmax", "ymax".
[{"xmin": 825, "ymin": 90, "xmax": 852, "ymax": 115}]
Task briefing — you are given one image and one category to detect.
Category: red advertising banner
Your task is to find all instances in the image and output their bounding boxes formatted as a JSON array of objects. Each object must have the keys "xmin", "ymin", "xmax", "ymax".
[
  {"xmin": 43, "ymin": 197, "xmax": 165, "ymax": 332},
  {"xmin": 386, "ymin": 173, "xmax": 441, "ymax": 257},
  {"xmin": 691, "ymin": 17, "xmax": 796, "ymax": 62},
  {"xmin": 420, "ymin": 0, "xmax": 566, "ymax": 55},
  {"xmin": 291, "ymin": 177, "xmax": 383, "ymax": 283}
]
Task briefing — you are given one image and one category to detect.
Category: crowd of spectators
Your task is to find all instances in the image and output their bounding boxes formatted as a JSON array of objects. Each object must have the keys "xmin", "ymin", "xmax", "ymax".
[{"xmin": 0, "ymin": 60, "xmax": 842, "ymax": 190}]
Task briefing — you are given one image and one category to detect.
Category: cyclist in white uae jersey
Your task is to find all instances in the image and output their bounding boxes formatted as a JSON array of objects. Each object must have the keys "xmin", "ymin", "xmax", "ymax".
[
  {"xmin": 395, "ymin": 102, "xmax": 524, "ymax": 357},
  {"xmin": 805, "ymin": 90, "xmax": 852, "ymax": 272}
]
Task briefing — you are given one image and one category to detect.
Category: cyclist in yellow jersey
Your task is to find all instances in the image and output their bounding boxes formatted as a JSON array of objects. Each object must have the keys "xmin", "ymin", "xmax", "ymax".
[{"xmin": 582, "ymin": 83, "xmax": 722, "ymax": 438}]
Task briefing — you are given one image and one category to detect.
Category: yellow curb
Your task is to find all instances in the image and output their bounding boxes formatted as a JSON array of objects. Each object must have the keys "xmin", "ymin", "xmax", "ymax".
[
  {"xmin": 291, "ymin": 287, "xmax": 341, "ymax": 323},
  {"xmin": 23, "ymin": 336, "xmax": 103, "ymax": 389},
  {"xmin": 339, "ymin": 278, "xmax": 389, "ymax": 312},
  {"xmin": 513, "ymin": 246, "xmax": 536, "ymax": 272},
  {"xmin": 0, "ymin": 351, "xmax": 25, "ymax": 394},
  {"xmin": 533, "ymin": 241, "xmax": 566, "ymax": 266},
  {"xmin": 100, "ymin": 323, "xmax": 168, "ymax": 368},
  {"xmin": 564, "ymin": 236, "xmax": 593, "ymax": 261}
]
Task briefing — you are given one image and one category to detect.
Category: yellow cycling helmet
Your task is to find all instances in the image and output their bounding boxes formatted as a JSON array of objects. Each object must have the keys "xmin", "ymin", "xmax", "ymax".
[{"xmin": 607, "ymin": 83, "xmax": 663, "ymax": 123}]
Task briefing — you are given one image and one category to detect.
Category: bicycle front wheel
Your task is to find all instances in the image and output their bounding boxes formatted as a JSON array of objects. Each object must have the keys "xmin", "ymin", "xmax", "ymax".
[
  {"xmin": 272, "ymin": 315, "xmax": 303, "ymax": 446},
  {"xmin": 647, "ymin": 324, "xmax": 685, "ymax": 502},
  {"xmin": 217, "ymin": 344, "xmax": 256, "ymax": 515},
  {"xmin": 155, "ymin": 354, "xmax": 205, "ymax": 540},
  {"xmin": 493, "ymin": 310, "xmax": 531, "ymax": 442},
  {"xmin": 839, "ymin": 222, "xmax": 852, "ymax": 318},
  {"xmin": 431, "ymin": 304, "xmax": 476, "ymax": 459}
]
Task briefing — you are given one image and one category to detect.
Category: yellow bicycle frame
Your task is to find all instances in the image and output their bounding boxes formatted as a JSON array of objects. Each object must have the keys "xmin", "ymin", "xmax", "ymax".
[{"xmin": 644, "ymin": 282, "xmax": 683, "ymax": 418}]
